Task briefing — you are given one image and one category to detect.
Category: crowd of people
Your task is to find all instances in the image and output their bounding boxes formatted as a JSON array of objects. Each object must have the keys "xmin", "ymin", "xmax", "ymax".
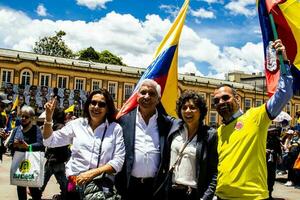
[{"xmin": 0, "ymin": 39, "xmax": 299, "ymax": 200}]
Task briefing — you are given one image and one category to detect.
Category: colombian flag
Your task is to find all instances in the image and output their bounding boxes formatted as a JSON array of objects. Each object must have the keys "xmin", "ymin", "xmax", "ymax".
[
  {"xmin": 116, "ymin": 0, "xmax": 189, "ymax": 119},
  {"xmin": 258, "ymin": 0, "xmax": 300, "ymax": 96}
]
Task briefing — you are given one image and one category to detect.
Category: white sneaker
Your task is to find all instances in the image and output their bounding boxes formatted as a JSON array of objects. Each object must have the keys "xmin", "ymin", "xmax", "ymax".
[{"xmin": 284, "ymin": 181, "xmax": 294, "ymax": 186}]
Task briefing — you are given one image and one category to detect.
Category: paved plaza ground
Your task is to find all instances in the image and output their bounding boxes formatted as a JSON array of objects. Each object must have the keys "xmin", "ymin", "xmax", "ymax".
[{"xmin": 1, "ymin": 154, "xmax": 299, "ymax": 199}]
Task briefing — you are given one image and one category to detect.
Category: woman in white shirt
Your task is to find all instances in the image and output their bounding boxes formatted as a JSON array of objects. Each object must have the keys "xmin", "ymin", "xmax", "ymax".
[
  {"xmin": 166, "ymin": 90, "xmax": 218, "ymax": 200},
  {"xmin": 43, "ymin": 89, "xmax": 125, "ymax": 199}
]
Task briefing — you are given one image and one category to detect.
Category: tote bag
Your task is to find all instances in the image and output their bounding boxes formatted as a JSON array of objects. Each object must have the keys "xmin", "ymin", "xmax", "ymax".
[{"xmin": 10, "ymin": 149, "xmax": 45, "ymax": 187}]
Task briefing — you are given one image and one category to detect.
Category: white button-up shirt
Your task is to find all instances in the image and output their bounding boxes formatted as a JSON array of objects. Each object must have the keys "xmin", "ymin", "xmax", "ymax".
[
  {"xmin": 170, "ymin": 125, "xmax": 197, "ymax": 188},
  {"xmin": 43, "ymin": 118, "xmax": 125, "ymax": 177},
  {"xmin": 131, "ymin": 109, "xmax": 160, "ymax": 178}
]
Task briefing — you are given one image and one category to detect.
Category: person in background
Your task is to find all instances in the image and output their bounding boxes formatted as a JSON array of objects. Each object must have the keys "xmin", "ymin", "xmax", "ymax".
[
  {"xmin": 116, "ymin": 79, "xmax": 174, "ymax": 200},
  {"xmin": 213, "ymin": 39, "xmax": 293, "ymax": 199},
  {"xmin": 41, "ymin": 108, "xmax": 70, "ymax": 200},
  {"xmin": 266, "ymin": 126, "xmax": 282, "ymax": 199},
  {"xmin": 43, "ymin": 89, "xmax": 125, "ymax": 200},
  {"xmin": 166, "ymin": 90, "xmax": 218, "ymax": 200},
  {"xmin": 284, "ymin": 129, "xmax": 300, "ymax": 187},
  {"xmin": 7, "ymin": 105, "xmax": 44, "ymax": 200}
]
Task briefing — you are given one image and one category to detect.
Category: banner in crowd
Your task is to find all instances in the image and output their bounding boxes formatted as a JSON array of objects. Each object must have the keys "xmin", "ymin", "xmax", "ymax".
[
  {"xmin": 258, "ymin": 0, "xmax": 300, "ymax": 96},
  {"xmin": 116, "ymin": 0, "xmax": 189, "ymax": 119}
]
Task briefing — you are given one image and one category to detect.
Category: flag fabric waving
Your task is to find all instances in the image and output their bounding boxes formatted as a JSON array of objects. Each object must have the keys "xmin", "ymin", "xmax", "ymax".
[
  {"xmin": 258, "ymin": 0, "xmax": 300, "ymax": 96},
  {"xmin": 116, "ymin": 0, "xmax": 189, "ymax": 119}
]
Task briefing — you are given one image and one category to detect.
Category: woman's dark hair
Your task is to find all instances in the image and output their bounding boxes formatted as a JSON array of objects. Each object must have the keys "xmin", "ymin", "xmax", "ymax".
[
  {"xmin": 176, "ymin": 90, "xmax": 207, "ymax": 123},
  {"xmin": 83, "ymin": 89, "xmax": 117, "ymax": 123}
]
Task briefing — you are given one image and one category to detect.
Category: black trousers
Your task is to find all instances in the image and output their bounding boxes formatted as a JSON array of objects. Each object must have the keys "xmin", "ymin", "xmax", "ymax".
[
  {"xmin": 17, "ymin": 186, "xmax": 41, "ymax": 200},
  {"xmin": 168, "ymin": 186, "xmax": 197, "ymax": 200},
  {"xmin": 125, "ymin": 176, "xmax": 155, "ymax": 200}
]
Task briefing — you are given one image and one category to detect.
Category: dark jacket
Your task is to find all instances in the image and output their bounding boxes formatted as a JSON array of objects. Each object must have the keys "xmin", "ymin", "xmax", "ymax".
[
  {"xmin": 8, "ymin": 125, "xmax": 44, "ymax": 155},
  {"xmin": 115, "ymin": 108, "xmax": 174, "ymax": 197},
  {"xmin": 166, "ymin": 120, "xmax": 218, "ymax": 200}
]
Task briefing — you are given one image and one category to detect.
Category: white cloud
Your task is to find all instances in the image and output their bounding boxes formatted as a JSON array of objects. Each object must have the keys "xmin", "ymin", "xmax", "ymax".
[
  {"xmin": 190, "ymin": 8, "xmax": 215, "ymax": 19},
  {"xmin": 76, "ymin": 0, "xmax": 112, "ymax": 10},
  {"xmin": 179, "ymin": 62, "xmax": 204, "ymax": 76},
  {"xmin": 0, "ymin": 7, "xmax": 264, "ymax": 78},
  {"xmin": 159, "ymin": 4, "xmax": 180, "ymax": 18},
  {"xmin": 225, "ymin": 0, "xmax": 256, "ymax": 17},
  {"xmin": 36, "ymin": 4, "xmax": 47, "ymax": 16}
]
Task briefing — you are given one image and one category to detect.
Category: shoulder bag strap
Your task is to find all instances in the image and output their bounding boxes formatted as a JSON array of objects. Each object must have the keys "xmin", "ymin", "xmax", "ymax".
[
  {"xmin": 96, "ymin": 125, "xmax": 108, "ymax": 167},
  {"xmin": 153, "ymin": 133, "xmax": 196, "ymax": 197}
]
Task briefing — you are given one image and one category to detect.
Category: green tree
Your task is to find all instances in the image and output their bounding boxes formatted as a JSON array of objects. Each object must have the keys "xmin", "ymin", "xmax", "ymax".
[
  {"xmin": 98, "ymin": 50, "xmax": 126, "ymax": 66},
  {"xmin": 78, "ymin": 47, "xmax": 100, "ymax": 61},
  {"xmin": 77, "ymin": 47, "xmax": 126, "ymax": 66},
  {"xmin": 33, "ymin": 30, "xmax": 74, "ymax": 58}
]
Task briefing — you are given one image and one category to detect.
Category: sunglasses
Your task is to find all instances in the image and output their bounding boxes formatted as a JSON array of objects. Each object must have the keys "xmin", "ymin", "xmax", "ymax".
[
  {"xmin": 213, "ymin": 95, "xmax": 231, "ymax": 105},
  {"xmin": 21, "ymin": 115, "xmax": 30, "ymax": 119},
  {"xmin": 90, "ymin": 100, "xmax": 107, "ymax": 108}
]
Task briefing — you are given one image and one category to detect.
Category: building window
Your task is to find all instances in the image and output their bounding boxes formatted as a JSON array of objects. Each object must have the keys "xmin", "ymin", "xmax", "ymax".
[
  {"xmin": 20, "ymin": 69, "xmax": 32, "ymax": 86},
  {"xmin": 1, "ymin": 69, "xmax": 13, "ymax": 86},
  {"xmin": 209, "ymin": 112, "xmax": 218, "ymax": 127},
  {"xmin": 124, "ymin": 83, "xmax": 134, "ymax": 100},
  {"xmin": 198, "ymin": 92, "xmax": 206, "ymax": 100},
  {"xmin": 75, "ymin": 78, "xmax": 86, "ymax": 90},
  {"xmin": 57, "ymin": 75, "xmax": 69, "ymax": 88},
  {"xmin": 108, "ymin": 81, "xmax": 118, "ymax": 100},
  {"xmin": 286, "ymin": 102, "xmax": 291, "ymax": 114},
  {"xmin": 296, "ymin": 104, "xmax": 300, "ymax": 113},
  {"xmin": 210, "ymin": 95, "xmax": 216, "ymax": 110},
  {"xmin": 39, "ymin": 73, "xmax": 51, "ymax": 86},
  {"xmin": 255, "ymin": 99, "xmax": 263, "ymax": 107},
  {"xmin": 92, "ymin": 80, "xmax": 102, "ymax": 91},
  {"xmin": 244, "ymin": 98, "xmax": 252, "ymax": 111}
]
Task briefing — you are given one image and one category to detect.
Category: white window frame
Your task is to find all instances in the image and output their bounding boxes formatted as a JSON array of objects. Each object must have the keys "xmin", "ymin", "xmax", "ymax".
[
  {"xmin": 20, "ymin": 69, "xmax": 33, "ymax": 86},
  {"xmin": 39, "ymin": 73, "xmax": 51, "ymax": 87},
  {"xmin": 57, "ymin": 75, "xmax": 69, "ymax": 89},
  {"xmin": 286, "ymin": 102, "xmax": 291, "ymax": 113},
  {"xmin": 123, "ymin": 83, "xmax": 134, "ymax": 100},
  {"xmin": 255, "ymin": 99, "xmax": 263, "ymax": 107},
  {"xmin": 74, "ymin": 77, "xmax": 86, "ymax": 91},
  {"xmin": 295, "ymin": 104, "xmax": 300, "ymax": 113},
  {"xmin": 108, "ymin": 81, "xmax": 118, "ymax": 100},
  {"xmin": 209, "ymin": 111, "xmax": 218, "ymax": 125},
  {"xmin": 1, "ymin": 68, "xmax": 14, "ymax": 86},
  {"xmin": 92, "ymin": 79, "xmax": 102, "ymax": 91},
  {"xmin": 244, "ymin": 98, "xmax": 252, "ymax": 111}
]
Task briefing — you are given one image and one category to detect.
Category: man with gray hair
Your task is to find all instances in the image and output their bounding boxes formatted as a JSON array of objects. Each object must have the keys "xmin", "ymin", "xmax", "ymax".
[{"xmin": 116, "ymin": 79, "xmax": 174, "ymax": 200}]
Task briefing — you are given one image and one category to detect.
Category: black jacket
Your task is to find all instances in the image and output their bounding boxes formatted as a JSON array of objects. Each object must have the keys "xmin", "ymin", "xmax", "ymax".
[
  {"xmin": 166, "ymin": 120, "xmax": 218, "ymax": 200},
  {"xmin": 115, "ymin": 108, "xmax": 174, "ymax": 198}
]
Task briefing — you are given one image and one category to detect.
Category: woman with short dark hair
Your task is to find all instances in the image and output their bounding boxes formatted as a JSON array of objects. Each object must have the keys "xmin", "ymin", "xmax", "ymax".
[{"xmin": 166, "ymin": 90, "xmax": 218, "ymax": 200}]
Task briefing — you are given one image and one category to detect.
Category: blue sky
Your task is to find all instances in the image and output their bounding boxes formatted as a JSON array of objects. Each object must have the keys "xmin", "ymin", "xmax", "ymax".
[{"xmin": 0, "ymin": 0, "xmax": 264, "ymax": 79}]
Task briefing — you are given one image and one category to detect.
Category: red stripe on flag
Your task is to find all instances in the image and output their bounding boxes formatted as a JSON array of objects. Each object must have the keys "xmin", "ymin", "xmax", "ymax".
[{"xmin": 272, "ymin": 6, "xmax": 297, "ymax": 64}]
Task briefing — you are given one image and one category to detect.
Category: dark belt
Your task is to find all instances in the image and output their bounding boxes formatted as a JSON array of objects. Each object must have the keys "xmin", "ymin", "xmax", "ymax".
[
  {"xmin": 131, "ymin": 176, "xmax": 154, "ymax": 184},
  {"xmin": 172, "ymin": 184, "xmax": 195, "ymax": 195}
]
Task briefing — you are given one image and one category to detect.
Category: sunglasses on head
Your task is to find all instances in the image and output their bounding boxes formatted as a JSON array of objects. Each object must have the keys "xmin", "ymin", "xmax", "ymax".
[
  {"xmin": 90, "ymin": 100, "xmax": 106, "ymax": 108},
  {"xmin": 213, "ymin": 94, "xmax": 231, "ymax": 105}
]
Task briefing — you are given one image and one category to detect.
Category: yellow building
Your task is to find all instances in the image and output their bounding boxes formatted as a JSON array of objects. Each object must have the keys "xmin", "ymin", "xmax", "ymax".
[{"xmin": 1, "ymin": 48, "xmax": 299, "ymax": 126}]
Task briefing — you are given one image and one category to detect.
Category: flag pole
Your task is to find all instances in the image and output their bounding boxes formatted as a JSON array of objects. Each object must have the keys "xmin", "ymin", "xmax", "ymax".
[{"xmin": 268, "ymin": 12, "xmax": 287, "ymax": 74}]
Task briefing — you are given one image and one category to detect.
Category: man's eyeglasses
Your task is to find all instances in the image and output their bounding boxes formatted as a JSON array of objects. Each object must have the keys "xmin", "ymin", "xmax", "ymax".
[
  {"xmin": 90, "ymin": 100, "xmax": 107, "ymax": 108},
  {"xmin": 213, "ymin": 95, "xmax": 231, "ymax": 105}
]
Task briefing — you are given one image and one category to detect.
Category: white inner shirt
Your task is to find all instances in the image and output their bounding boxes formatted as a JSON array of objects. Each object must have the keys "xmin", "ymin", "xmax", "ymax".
[
  {"xmin": 170, "ymin": 125, "xmax": 197, "ymax": 188},
  {"xmin": 131, "ymin": 109, "xmax": 160, "ymax": 178}
]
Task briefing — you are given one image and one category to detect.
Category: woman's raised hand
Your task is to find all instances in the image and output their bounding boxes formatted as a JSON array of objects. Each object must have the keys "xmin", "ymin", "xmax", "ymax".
[{"xmin": 44, "ymin": 97, "xmax": 57, "ymax": 121}]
